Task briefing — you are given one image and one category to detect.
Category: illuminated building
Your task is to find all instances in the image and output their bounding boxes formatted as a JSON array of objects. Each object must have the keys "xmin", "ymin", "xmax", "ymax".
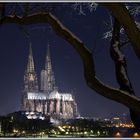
[
  {"xmin": 21, "ymin": 44, "xmax": 79, "ymax": 120},
  {"xmin": 111, "ymin": 117, "xmax": 121, "ymax": 127}
]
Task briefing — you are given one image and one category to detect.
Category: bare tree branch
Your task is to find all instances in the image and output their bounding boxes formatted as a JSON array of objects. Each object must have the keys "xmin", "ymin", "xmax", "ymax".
[
  {"xmin": 101, "ymin": 3, "xmax": 140, "ymax": 61},
  {"xmin": 110, "ymin": 18, "xmax": 140, "ymax": 130},
  {"xmin": 110, "ymin": 18, "xmax": 134, "ymax": 95}
]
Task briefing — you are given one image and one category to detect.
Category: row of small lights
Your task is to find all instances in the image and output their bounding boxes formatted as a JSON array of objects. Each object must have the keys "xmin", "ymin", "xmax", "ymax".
[
  {"xmin": 114, "ymin": 123, "xmax": 134, "ymax": 128},
  {"xmin": 115, "ymin": 132, "xmax": 140, "ymax": 137},
  {"xmin": 57, "ymin": 125, "xmax": 107, "ymax": 136},
  {"xmin": 1, "ymin": 127, "xmax": 139, "ymax": 138},
  {"xmin": 12, "ymin": 129, "xmax": 140, "ymax": 138}
]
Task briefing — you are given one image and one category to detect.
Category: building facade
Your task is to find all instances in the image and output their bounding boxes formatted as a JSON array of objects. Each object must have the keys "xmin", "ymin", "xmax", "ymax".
[{"xmin": 21, "ymin": 44, "xmax": 79, "ymax": 120}]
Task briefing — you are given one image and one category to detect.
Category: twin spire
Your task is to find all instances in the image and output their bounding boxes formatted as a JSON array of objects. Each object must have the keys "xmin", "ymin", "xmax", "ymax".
[
  {"xmin": 25, "ymin": 43, "xmax": 55, "ymax": 93},
  {"xmin": 27, "ymin": 43, "xmax": 52, "ymax": 73}
]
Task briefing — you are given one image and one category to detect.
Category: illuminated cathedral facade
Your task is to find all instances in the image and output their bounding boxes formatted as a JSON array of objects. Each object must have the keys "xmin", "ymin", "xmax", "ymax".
[{"xmin": 21, "ymin": 44, "xmax": 79, "ymax": 120}]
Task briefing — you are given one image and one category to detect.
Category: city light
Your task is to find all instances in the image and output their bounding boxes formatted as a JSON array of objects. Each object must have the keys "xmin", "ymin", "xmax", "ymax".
[
  {"xmin": 65, "ymin": 132, "xmax": 69, "ymax": 134},
  {"xmin": 97, "ymin": 131, "xmax": 100, "ymax": 136},
  {"xmin": 115, "ymin": 132, "xmax": 121, "ymax": 137},
  {"xmin": 58, "ymin": 126, "xmax": 65, "ymax": 132},
  {"xmin": 22, "ymin": 131, "xmax": 25, "ymax": 134},
  {"xmin": 0, "ymin": 111, "xmax": 136, "ymax": 138},
  {"xmin": 133, "ymin": 132, "xmax": 140, "ymax": 137},
  {"xmin": 13, "ymin": 129, "xmax": 18, "ymax": 133},
  {"xmin": 84, "ymin": 131, "xmax": 88, "ymax": 134}
]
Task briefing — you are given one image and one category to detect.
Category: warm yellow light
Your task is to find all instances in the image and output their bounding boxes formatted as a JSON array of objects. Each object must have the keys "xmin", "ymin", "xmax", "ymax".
[
  {"xmin": 58, "ymin": 126, "xmax": 65, "ymax": 132},
  {"xmin": 66, "ymin": 132, "xmax": 69, "ymax": 134},
  {"xmin": 62, "ymin": 125, "xmax": 67, "ymax": 129},
  {"xmin": 133, "ymin": 132, "xmax": 139, "ymax": 137},
  {"xmin": 115, "ymin": 132, "xmax": 121, "ymax": 137},
  {"xmin": 115, "ymin": 125, "xmax": 119, "ymax": 128},
  {"xmin": 13, "ymin": 129, "xmax": 18, "ymax": 133},
  {"xmin": 68, "ymin": 126, "xmax": 71, "ymax": 129}
]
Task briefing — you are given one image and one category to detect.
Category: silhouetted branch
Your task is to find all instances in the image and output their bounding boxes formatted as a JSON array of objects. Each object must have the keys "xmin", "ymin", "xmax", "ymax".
[
  {"xmin": 110, "ymin": 18, "xmax": 140, "ymax": 131},
  {"xmin": 102, "ymin": 3, "xmax": 140, "ymax": 61},
  {"xmin": 110, "ymin": 18, "xmax": 134, "ymax": 95}
]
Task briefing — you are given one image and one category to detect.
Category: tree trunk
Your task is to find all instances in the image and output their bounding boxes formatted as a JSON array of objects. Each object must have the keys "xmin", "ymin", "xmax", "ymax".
[
  {"xmin": 102, "ymin": 3, "xmax": 140, "ymax": 61},
  {"xmin": 110, "ymin": 17, "xmax": 140, "ymax": 131}
]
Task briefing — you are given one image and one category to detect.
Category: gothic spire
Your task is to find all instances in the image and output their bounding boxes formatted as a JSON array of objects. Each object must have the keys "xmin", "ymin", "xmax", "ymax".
[
  {"xmin": 45, "ymin": 43, "xmax": 52, "ymax": 71},
  {"xmin": 41, "ymin": 43, "xmax": 55, "ymax": 93},
  {"xmin": 24, "ymin": 43, "xmax": 38, "ymax": 92},
  {"xmin": 27, "ymin": 43, "xmax": 35, "ymax": 73}
]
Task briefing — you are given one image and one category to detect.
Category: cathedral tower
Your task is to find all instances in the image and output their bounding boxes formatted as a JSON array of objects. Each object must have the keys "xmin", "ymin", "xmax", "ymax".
[
  {"xmin": 24, "ymin": 43, "xmax": 38, "ymax": 92},
  {"xmin": 41, "ymin": 44, "xmax": 55, "ymax": 93}
]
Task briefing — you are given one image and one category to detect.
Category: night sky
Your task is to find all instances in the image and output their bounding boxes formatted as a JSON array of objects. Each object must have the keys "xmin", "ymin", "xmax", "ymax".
[{"xmin": 0, "ymin": 3, "xmax": 140, "ymax": 118}]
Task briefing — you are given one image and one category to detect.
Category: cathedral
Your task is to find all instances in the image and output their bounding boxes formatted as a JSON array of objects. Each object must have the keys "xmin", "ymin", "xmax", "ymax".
[{"xmin": 21, "ymin": 44, "xmax": 79, "ymax": 120}]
